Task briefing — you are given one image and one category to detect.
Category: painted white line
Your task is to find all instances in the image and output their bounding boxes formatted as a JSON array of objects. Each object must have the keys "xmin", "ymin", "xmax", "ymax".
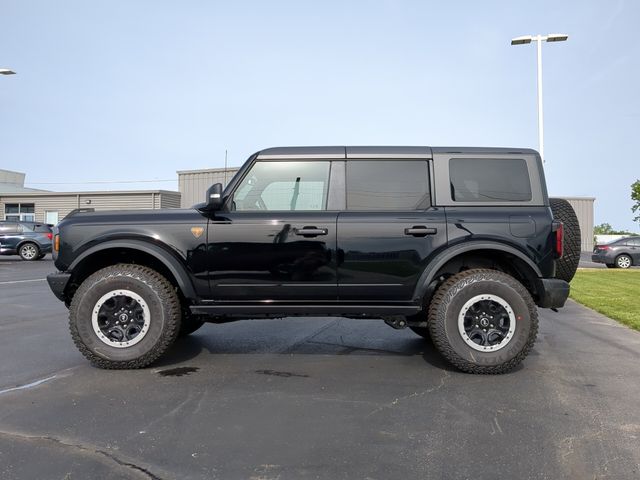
[
  {"xmin": 0, "ymin": 375, "xmax": 57, "ymax": 396},
  {"xmin": 0, "ymin": 278, "xmax": 46, "ymax": 285}
]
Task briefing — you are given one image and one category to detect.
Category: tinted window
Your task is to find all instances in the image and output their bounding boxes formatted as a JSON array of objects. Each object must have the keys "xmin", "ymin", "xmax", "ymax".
[
  {"xmin": 0, "ymin": 223, "xmax": 19, "ymax": 234},
  {"xmin": 34, "ymin": 224, "xmax": 52, "ymax": 233},
  {"xmin": 21, "ymin": 223, "xmax": 51, "ymax": 233},
  {"xmin": 233, "ymin": 161, "xmax": 330, "ymax": 211},
  {"xmin": 625, "ymin": 237, "xmax": 640, "ymax": 246},
  {"xmin": 450, "ymin": 158, "xmax": 532, "ymax": 202},
  {"xmin": 346, "ymin": 160, "xmax": 430, "ymax": 210}
]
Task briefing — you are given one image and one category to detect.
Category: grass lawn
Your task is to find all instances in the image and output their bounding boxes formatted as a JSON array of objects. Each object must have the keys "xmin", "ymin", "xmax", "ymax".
[{"xmin": 569, "ymin": 269, "xmax": 640, "ymax": 331}]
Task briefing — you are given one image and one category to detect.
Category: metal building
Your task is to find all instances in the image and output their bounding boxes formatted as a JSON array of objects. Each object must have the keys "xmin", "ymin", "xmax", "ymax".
[
  {"xmin": 0, "ymin": 190, "xmax": 181, "ymax": 225},
  {"xmin": 1, "ymin": 169, "xmax": 181, "ymax": 224},
  {"xmin": 559, "ymin": 197, "xmax": 595, "ymax": 252},
  {"xmin": 178, "ymin": 167, "xmax": 239, "ymax": 208}
]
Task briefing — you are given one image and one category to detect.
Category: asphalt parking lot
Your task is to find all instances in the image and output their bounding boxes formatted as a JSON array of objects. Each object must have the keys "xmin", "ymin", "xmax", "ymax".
[{"xmin": 1, "ymin": 257, "xmax": 640, "ymax": 479}]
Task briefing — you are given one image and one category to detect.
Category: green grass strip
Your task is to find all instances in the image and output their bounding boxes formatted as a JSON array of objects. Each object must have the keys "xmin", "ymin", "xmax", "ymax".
[{"xmin": 569, "ymin": 269, "xmax": 640, "ymax": 331}]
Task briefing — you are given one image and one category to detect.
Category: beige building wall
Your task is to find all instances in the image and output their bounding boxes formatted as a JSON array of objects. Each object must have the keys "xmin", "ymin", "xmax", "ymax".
[
  {"xmin": 178, "ymin": 167, "xmax": 240, "ymax": 208},
  {"xmin": 559, "ymin": 197, "xmax": 595, "ymax": 252},
  {"xmin": 0, "ymin": 190, "xmax": 181, "ymax": 224}
]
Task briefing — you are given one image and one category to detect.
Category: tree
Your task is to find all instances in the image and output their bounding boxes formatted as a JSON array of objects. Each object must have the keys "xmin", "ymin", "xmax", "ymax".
[
  {"xmin": 594, "ymin": 223, "xmax": 614, "ymax": 235},
  {"xmin": 632, "ymin": 180, "xmax": 640, "ymax": 225},
  {"xmin": 593, "ymin": 223, "xmax": 638, "ymax": 236}
]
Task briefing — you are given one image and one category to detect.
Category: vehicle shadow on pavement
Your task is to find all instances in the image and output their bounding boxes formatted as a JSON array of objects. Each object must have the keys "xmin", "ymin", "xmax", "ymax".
[{"xmin": 154, "ymin": 320, "xmax": 460, "ymax": 374}]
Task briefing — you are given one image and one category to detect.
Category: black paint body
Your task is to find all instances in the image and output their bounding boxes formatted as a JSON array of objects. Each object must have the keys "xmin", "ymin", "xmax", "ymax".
[{"xmin": 49, "ymin": 146, "xmax": 568, "ymax": 314}]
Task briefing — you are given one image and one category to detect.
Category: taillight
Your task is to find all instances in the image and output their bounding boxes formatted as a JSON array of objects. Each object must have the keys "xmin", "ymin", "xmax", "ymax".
[
  {"xmin": 47, "ymin": 233, "xmax": 53, "ymax": 240},
  {"xmin": 555, "ymin": 222, "xmax": 564, "ymax": 258},
  {"xmin": 598, "ymin": 245, "xmax": 609, "ymax": 251},
  {"xmin": 54, "ymin": 234, "xmax": 60, "ymax": 252}
]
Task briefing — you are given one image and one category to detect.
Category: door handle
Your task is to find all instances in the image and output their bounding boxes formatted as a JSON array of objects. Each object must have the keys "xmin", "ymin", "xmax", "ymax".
[
  {"xmin": 295, "ymin": 226, "xmax": 328, "ymax": 237},
  {"xmin": 404, "ymin": 226, "xmax": 437, "ymax": 237}
]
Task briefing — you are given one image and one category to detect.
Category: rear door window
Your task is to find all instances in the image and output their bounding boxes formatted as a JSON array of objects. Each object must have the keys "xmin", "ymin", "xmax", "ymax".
[
  {"xmin": 346, "ymin": 160, "xmax": 430, "ymax": 210},
  {"xmin": 0, "ymin": 223, "xmax": 19, "ymax": 234},
  {"xmin": 449, "ymin": 158, "xmax": 532, "ymax": 202}
]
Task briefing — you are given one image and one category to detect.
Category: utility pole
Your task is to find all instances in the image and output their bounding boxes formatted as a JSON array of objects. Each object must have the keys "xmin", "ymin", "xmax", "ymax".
[
  {"xmin": 224, "ymin": 149, "xmax": 228, "ymax": 186},
  {"xmin": 511, "ymin": 33, "xmax": 568, "ymax": 163}
]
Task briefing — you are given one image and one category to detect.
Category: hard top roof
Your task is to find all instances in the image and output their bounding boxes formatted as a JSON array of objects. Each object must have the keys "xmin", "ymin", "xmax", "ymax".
[{"xmin": 255, "ymin": 146, "xmax": 538, "ymax": 159}]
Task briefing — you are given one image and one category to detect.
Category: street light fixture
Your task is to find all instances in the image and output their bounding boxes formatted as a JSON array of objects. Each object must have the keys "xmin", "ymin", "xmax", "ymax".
[
  {"xmin": 0, "ymin": 69, "xmax": 16, "ymax": 75},
  {"xmin": 511, "ymin": 33, "xmax": 568, "ymax": 162}
]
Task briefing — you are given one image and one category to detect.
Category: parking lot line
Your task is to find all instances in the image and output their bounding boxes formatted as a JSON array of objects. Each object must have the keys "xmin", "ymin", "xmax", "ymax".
[{"xmin": 0, "ymin": 278, "xmax": 46, "ymax": 285}]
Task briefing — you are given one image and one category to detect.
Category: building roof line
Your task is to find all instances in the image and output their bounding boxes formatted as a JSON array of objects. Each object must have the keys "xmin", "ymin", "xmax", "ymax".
[{"xmin": 0, "ymin": 189, "xmax": 180, "ymax": 197}]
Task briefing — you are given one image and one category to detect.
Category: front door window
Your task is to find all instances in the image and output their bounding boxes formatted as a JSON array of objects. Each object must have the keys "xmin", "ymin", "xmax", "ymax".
[{"xmin": 232, "ymin": 161, "xmax": 330, "ymax": 211}]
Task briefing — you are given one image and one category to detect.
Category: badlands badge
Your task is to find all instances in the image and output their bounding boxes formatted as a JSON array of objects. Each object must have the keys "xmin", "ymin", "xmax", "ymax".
[{"xmin": 190, "ymin": 226, "xmax": 204, "ymax": 239}]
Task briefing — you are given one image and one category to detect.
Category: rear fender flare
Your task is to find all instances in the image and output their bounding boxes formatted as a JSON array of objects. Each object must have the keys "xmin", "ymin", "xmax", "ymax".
[{"xmin": 412, "ymin": 241, "xmax": 543, "ymax": 303}]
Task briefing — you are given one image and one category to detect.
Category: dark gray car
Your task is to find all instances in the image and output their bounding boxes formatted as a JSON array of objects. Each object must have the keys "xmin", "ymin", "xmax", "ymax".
[
  {"xmin": 592, "ymin": 237, "xmax": 640, "ymax": 269},
  {"xmin": 0, "ymin": 221, "xmax": 53, "ymax": 261}
]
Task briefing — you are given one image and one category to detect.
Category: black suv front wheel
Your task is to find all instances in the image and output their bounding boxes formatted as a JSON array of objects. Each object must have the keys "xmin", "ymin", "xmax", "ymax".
[
  {"xmin": 69, "ymin": 264, "xmax": 181, "ymax": 369},
  {"xmin": 428, "ymin": 269, "xmax": 538, "ymax": 374}
]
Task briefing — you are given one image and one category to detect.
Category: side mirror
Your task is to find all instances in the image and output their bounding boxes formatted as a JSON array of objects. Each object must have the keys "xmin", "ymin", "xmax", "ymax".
[{"xmin": 201, "ymin": 183, "xmax": 224, "ymax": 212}]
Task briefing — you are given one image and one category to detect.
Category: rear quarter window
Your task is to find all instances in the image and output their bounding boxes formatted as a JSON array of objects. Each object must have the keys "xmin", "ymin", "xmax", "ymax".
[
  {"xmin": 449, "ymin": 158, "xmax": 532, "ymax": 202},
  {"xmin": 32, "ymin": 224, "xmax": 52, "ymax": 233}
]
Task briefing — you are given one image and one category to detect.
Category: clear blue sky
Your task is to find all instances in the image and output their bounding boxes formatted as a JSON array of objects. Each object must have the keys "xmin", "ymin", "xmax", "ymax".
[{"xmin": 1, "ymin": 1, "xmax": 638, "ymax": 230}]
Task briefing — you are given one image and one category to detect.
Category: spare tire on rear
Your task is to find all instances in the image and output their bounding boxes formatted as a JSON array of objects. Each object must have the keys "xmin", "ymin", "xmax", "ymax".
[{"xmin": 549, "ymin": 198, "xmax": 581, "ymax": 282}]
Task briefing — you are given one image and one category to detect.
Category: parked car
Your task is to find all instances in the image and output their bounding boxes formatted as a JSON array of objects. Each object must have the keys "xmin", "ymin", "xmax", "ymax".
[
  {"xmin": 0, "ymin": 221, "xmax": 53, "ymax": 260},
  {"xmin": 48, "ymin": 146, "xmax": 580, "ymax": 374},
  {"xmin": 592, "ymin": 237, "xmax": 640, "ymax": 268}
]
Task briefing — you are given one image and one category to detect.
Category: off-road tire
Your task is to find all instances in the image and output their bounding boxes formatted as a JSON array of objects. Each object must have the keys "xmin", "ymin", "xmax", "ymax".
[
  {"xmin": 178, "ymin": 313, "xmax": 205, "ymax": 337},
  {"xmin": 69, "ymin": 264, "xmax": 181, "ymax": 369},
  {"xmin": 549, "ymin": 198, "xmax": 581, "ymax": 282},
  {"xmin": 18, "ymin": 242, "xmax": 40, "ymax": 261},
  {"xmin": 428, "ymin": 269, "xmax": 538, "ymax": 374}
]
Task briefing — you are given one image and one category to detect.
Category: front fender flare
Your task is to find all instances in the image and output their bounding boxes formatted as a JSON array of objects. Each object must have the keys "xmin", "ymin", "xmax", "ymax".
[
  {"xmin": 412, "ymin": 241, "xmax": 543, "ymax": 303},
  {"xmin": 68, "ymin": 239, "xmax": 197, "ymax": 299}
]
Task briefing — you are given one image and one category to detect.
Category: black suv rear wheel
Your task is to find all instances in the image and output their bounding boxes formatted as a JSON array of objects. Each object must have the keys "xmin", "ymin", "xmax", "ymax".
[
  {"xmin": 19, "ymin": 242, "xmax": 40, "ymax": 261},
  {"xmin": 428, "ymin": 269, "xmax": 538, "ymax": 374},
  {"xmin": 69, "ymin": 264, "xmax": 181, "ymax": 369}
]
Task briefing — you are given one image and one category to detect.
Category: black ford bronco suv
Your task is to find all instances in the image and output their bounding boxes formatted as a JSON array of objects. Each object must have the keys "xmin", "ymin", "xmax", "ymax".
[{"xmin": 47, "ymin": 146, "xmax": 581, "ymax": 374}]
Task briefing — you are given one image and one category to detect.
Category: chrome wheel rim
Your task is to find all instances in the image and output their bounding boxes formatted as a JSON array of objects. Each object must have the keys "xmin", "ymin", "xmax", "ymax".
[
  {"xmin": 21, "ymin": 244, "xmax": 37, "ymax": 259},
  {"xmin": 458, "ymin": 294, "xmax": 516, "ymax": 352},
  {"xmin": 617, "ymin": 256, "xmax": 631, "ymax": 268},
  {"xmin": 91, "ymin": 289, "xmax": 150, "ymax": 348}
]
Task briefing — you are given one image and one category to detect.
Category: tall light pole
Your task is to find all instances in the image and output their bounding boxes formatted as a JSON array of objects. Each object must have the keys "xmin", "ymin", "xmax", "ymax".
[
  {"xmin": 511, "ymin": 34, "xmax": 568, "ymax": 162},
  {"xmin": 0, "ymin": 69, "xmax": 16, "ymax": 75}
]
